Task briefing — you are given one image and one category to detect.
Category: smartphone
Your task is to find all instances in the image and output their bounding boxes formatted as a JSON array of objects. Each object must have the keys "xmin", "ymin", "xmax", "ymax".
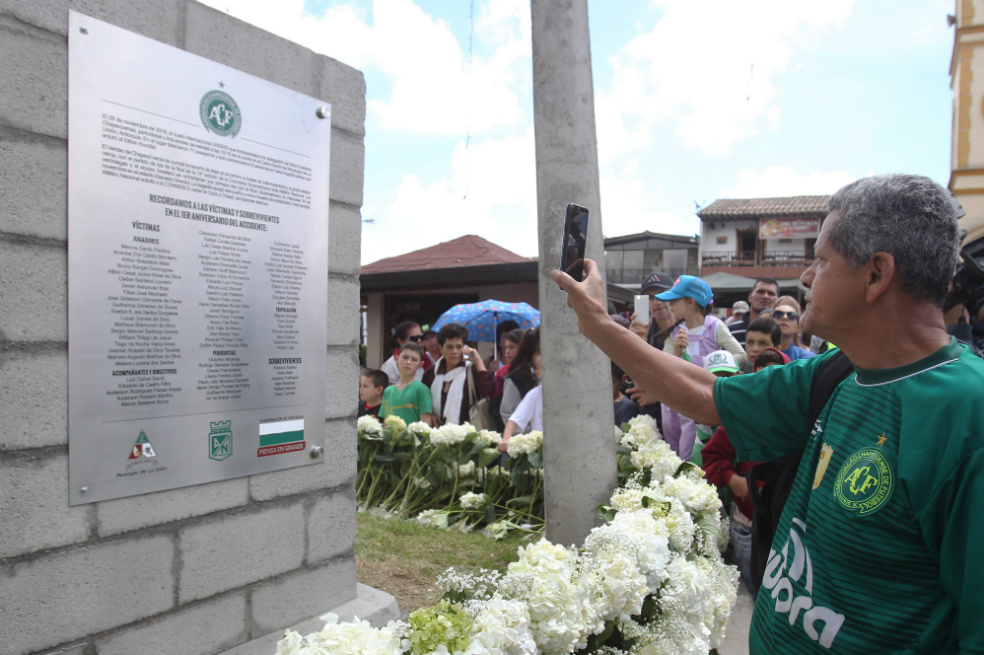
[
  {"xmin": 560, "ymin": 203, "xmax": 589, "ymax": 282},
  {"xmin": 634, "ymin": 295, "xmax": 650, "ymax": 323}
]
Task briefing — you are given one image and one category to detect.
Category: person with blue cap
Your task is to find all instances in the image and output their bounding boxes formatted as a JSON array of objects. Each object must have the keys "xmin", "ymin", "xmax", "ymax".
[{"xmin": 654, "ymin": 275, "xmax": 746, "ymax": 458}]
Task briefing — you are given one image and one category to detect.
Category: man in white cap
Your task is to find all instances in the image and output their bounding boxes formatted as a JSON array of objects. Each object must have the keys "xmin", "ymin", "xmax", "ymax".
[{"xmin": 726, "ymin": 300, "xmax": 750, "ymax": 326}]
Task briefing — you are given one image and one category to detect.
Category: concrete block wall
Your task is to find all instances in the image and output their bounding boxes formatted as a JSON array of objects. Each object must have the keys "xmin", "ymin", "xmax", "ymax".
[{"xmin": 0, "ymin": 2, "xmax": 367, "ymax": 654}]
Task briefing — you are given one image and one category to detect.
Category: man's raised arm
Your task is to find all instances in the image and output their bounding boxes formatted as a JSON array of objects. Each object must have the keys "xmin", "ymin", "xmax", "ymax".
[{"xmin": 550, "ymin": 259, "xmax": 721, "ymax": 425}]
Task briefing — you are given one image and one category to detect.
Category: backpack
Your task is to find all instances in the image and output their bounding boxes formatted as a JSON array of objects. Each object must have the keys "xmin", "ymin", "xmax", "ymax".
[{"xmin": 743, "ymin": 349, "xmax": 853, "ymax": 595}]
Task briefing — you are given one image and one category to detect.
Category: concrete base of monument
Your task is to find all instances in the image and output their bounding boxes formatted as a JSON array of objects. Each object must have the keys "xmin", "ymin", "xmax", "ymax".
[{"xmin": 217, "ymin": 584, "xmax": 402, "ymax": 655}]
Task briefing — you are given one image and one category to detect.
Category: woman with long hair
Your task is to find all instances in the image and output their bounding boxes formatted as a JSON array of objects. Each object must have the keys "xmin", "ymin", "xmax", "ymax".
[
  {"xmin": 499, "ymin": 327, "xmax": 540, "ymax": 427},
  {"xmin": 772, "ymin": 296, "xmax": 815, "ymax": 361}
]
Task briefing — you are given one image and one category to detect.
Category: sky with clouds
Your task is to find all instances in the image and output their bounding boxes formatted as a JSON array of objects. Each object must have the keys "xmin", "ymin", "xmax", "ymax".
[{"xmin": 200, "ymin": 0, "xmax": 956, "ymax": 264}]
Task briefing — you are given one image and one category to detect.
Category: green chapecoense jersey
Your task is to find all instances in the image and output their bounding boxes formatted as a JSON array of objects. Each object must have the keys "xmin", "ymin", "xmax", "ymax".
[{"xmin": 715, "ymin": 339, "xmax": 984, "ymax": 654}]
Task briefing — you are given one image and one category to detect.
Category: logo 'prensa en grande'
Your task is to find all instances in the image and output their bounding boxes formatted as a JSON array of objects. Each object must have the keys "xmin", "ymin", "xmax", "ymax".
[
  {"xmin": 209, "ymin": 421, "xmax": 233, "ymax": 461},
  {"xmin": 199, "ymin": 90, "xmax": 241, "ymax": 137},
  {"xmin": 833, "ymin": 447, "xmax": 894, "ymax": 515}
]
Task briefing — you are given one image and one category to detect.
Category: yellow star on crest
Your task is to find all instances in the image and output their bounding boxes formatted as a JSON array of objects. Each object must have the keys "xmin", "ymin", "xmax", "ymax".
[{"xmin": 876, "ymin": 433, "xmax": 887, "ymax": 447}]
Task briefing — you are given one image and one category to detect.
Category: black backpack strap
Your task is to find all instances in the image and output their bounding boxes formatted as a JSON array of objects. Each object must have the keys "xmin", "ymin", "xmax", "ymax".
[
  {"xmin": 743, "ymin": 349, "xmax": 853, "ymax": 594},
  {"xmin": 807, "ymin": 349, "xmax": 853, "ymax": 429}
]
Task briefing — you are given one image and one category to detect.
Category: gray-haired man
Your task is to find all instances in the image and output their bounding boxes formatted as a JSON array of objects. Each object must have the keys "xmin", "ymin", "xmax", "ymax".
[{"xmin": 553, "ymin": 174, "xmax": 984, "ymax": 654}]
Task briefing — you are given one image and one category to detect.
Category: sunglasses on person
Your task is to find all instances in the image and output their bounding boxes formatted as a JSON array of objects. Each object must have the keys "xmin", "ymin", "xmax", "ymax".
[
  {"xmin": 773, "ymin": 310, "xmax": 799, "ymax": 320},
  {"xmin": 407, "ymin": 335, "xmax": 424, "ymax": 342}
]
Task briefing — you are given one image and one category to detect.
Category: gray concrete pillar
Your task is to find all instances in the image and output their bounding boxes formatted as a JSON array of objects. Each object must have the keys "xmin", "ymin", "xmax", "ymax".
[{"xmin": 531, "ymin": 0, "xmax": 617, "ymax": 547}]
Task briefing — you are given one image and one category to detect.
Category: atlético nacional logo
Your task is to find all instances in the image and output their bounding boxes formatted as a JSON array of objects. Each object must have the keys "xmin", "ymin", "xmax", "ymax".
[
  {"xmin": 833, "ymin": 447, "xmax": 894, "ymax": 515},
  {"xmin": 199, "ymin": 90, "xmax": 241, "ymax": 137}
]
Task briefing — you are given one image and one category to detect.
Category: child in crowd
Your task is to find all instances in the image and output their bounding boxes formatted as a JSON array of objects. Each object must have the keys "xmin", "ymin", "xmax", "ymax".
[
  {"xmin": 358, "ymin": 369, "xmax": 387, "ymax": 419},
  {"xmin": 611, "ymin": 361, "xmax": 640, "ymax": 426},
  {"xmin": 655, "ymin": 276, "xmax": 745, "ymax": 459},
  {"xmin": 497, "ymin": 352, "xmax": 543, "ymax": 453},
  {"xmin": 692, "ymin": 350, "xmax": 739, "ymax": 463},
  {"xmin": 740, "ymin": 317, "xmax": 781, "ymax": 373},
  {"xmin": 701, "ymin": 347, "xmax": 789, "ymax": 596},
  {"xmin": 753, "ymin": 347, "xmax": 790, "ymax": 370},
  {"xmin": 381, "ymin": 343, "xmax": 433, "ymax": 425}
]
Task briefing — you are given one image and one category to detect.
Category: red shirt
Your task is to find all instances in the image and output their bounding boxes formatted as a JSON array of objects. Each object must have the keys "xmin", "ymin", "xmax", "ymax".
[{"xmin": 701, "ymin": 426, "xmax": 762, "ymax": 522}]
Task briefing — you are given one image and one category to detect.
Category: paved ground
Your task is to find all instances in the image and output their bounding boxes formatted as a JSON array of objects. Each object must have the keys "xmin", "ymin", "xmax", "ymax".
[{"xmin": 719, "ymin": 583, "xmax": 754, "ymax": 655}]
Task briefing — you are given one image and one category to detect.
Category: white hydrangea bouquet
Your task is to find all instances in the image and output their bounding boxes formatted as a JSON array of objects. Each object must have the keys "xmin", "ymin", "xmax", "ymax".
[
  {"xmin": 291, "ymin": 414, "xmax": 738, "ymax": 655},
  {"xmin": 356, "ymin": 416, "xmax": 543, "ymax": 536}
]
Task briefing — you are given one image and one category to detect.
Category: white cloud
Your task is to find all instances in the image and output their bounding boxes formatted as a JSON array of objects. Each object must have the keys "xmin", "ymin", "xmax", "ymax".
[
  {"xmin": 720, "ymin": 165, "xmax": 857, "ymax": 199},
  {"xmin": 362, "ymin": 129, "xmax": 538, "ymax": 264},
  {"xmin": 200, "ymin": 0, "xmax": 532, "ymax": 137},
  {"xmin": 595, "ymin": 0, "xmax": 854, "ymax": 161},
  {"xmin": 600, "ymin": 175, "xmax": 698, "ymax": 238}
]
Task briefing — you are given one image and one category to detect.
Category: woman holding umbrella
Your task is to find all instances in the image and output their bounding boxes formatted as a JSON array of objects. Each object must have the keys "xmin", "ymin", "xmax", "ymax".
[{"xmin": 422, "ymin": 324, "xmax": 495, "ymax": 427}]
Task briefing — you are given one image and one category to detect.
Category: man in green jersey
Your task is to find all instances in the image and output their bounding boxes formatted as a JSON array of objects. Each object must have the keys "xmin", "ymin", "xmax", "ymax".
[{"xmin": 553, "ymin": 174, "xmax": 984, "ymax": 654}]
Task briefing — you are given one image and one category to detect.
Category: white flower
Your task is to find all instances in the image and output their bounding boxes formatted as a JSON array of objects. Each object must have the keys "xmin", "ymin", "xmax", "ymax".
[
  {"xmin": 629, "ymin": 441, "xmax": 681, "ymax": 479},
  {"xmin": 475, "ymin": 429, "xmax": 502, "ymax": 447},
  {"xmin": 459, "ymin": 492, "xmax": 488, "ymax": 510},
  {"xmin": 469, "ymin": 598, "xmax": 537, "ymax": 655},
  {"xmin": 454, "ymin": 461, "xmax": 476, "ymax": 478},
  {"xmin": 660, "ymin": 474, "xmax": 722, "ymax": 515},
  {"xmin": 415, "ymin": 509, "xmax": 450, "ymax": 529},
  {"xmin": 663, "ymin": 498, "xmax": 697, "ymax": 553},
  {"xmin": 608, "ymin": 509, "xmax": 672, "ymax": 592},
  {"xmin": 431, "ymin": 423, "xmax": 471, "ymax": 446},
  {"xmin": 357, "ymin": 415, "xmax": 382, "ymax": 434},
  {"xmin": 620, "ymin": 414, "xmax": 662, "ymax": 450},
  {"xmin": 408, "ymin": 421, "xmax": 432, "ymax": 435},
  {"xmin": 275, "ymin": 629, "xmax": 302, "ymax": 655},
  {"xmin": 580, "ymin": 525, "xmax": 649, "ymax": 626},
  {"xmin": 285, "ymin": 613, "xmax": 407, "ymax": 655},
  {"xmin": 503, "ymin": 540, "xmax": 588, "ymax": 655},
  {"xmin": 506, "ymin": 431, "xmax": 542, "ymax": 458},
  {"xmin": 384, "ymin": 415, "xmax": 407, "ymax": 431}
]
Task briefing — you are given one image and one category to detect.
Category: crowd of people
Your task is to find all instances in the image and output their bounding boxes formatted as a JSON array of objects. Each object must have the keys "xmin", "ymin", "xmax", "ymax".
[
  {"xmin": 359, "ymin": 320, "xmax": 545, "ymax": 435},
  {"xmin": 552, "ymin": 174, "xmax": 984, "ymax": 655},
  {"xmin": 358, "ymin": 270, "xmax": 828, "ymax": 586}
]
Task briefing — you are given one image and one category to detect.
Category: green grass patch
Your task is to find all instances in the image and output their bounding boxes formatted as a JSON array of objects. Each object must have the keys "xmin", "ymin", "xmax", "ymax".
[{"xmin": 355, "ymin": 511, "xmax": 532, "ymax": 615}]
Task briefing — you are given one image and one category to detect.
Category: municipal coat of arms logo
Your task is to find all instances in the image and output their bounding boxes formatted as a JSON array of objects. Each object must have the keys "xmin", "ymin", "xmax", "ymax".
[{"xmin": 209, "ymin": 421, "xmax": 233, "ymax": 461}]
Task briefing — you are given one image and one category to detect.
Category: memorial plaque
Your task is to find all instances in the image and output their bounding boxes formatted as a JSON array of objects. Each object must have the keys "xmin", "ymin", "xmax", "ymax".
[{"xmin": 67, "ymin": 11, "xmax": 330, "ymax": 504}]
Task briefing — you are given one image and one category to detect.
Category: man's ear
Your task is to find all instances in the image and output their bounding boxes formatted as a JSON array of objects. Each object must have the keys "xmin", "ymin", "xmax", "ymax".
[{"xmin": 864, "ymin": 252, "xmax": 896, "ymax": 303}]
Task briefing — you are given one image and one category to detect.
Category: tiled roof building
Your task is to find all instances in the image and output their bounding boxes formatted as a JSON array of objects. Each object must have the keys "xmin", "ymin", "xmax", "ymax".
[{"xmin": 698, "ymin": 194, "xmax": 831, "ymax": 281}]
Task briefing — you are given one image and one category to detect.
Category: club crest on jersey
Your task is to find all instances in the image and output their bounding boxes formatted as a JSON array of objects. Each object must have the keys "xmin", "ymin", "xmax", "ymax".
[{"xmin": 833, "ymin": 447, "xmax": 894, "ymax": 515}]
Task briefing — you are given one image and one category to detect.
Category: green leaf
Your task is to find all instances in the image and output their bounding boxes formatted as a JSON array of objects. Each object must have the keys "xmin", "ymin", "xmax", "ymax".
[
  {"xmin": 477, "ymin": 448, "xmax": 501, "ymax": 469},
  {"xmin": 527, "ymin": 452, "xmax": 542, "ymax": 468},
  {"xmin": 595, "ymin": 503, "xmax": 616, "ymax": 523},
  {"xmin": 483, "ymin": 503, "xmax": 497, "ymax": 525},
  {"xmin": 674, "ymin": 461, "xmax": 700, "ymax": 477},
  {"xmin": 506, "ymin": 495, "xmax": 533, "ymax": 507}
]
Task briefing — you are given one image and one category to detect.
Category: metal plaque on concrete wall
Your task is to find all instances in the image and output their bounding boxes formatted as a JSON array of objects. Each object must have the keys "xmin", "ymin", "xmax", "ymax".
[{"xmin": 67, "ymin": 11, "xmax": 330, "ymax": 504}]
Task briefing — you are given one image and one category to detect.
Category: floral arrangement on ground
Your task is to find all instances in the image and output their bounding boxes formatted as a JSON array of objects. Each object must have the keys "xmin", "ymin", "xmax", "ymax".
[
  {"xmin": 283, "ymin": 414, "xmax": 739, "ymax": 655},
  {"xmin": 356, "ymin": 415, "xmax": 545, "ymax": 538}
]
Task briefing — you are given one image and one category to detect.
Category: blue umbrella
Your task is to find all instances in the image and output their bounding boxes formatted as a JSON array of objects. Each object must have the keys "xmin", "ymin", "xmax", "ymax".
[{"xmin": 432, "ymin": 300, "xmax": 540, "ymax": 350}]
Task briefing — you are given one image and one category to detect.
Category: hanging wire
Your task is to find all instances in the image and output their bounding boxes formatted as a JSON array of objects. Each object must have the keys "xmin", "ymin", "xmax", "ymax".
[{"xmin": 462, "ymin": 0, "xmax": 475, "ymax": 199}]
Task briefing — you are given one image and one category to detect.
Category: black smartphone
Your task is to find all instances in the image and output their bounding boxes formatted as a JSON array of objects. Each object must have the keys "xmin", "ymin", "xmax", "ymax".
[{"xmin": 560, "ymin": 203, "xmax": 589, "ymax": 282}]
